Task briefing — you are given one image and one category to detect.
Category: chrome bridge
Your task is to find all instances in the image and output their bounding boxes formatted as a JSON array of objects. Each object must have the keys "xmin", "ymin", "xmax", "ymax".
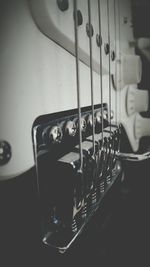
[{"xmin": 32, "ymin": 104, "xmax": 122, "ymax": 253}]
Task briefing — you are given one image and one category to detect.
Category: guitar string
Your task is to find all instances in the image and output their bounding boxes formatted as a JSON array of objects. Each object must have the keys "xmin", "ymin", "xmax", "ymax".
[
  {"xmin": 114, "ymin": 0, "xmax": 118, "ymax": 126},
  {"xmin": 73, "ymin": 0, "xmax": 83, "ymax": 171},
  {"xmin": 116, "ymin": 0, "xmax": 121, "ymax": 124},
  {"xmin": 98, "ymin": 0, "xmax": 104, "ymax": 146},
  {"xmin": 107, "ymin": 0, "xmax": 112, "ymax": 136},
  {"xmin": 87, "ymin": 0, "xmax": 95, "ymax": 157},
  {"xmin": 118, "ymin": 0, "xmax": 122, "ymax": 125}
]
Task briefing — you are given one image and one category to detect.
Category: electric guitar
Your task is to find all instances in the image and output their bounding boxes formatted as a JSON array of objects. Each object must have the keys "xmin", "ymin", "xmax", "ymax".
[{"xmin": 0, "ymin": 0, "xmax": 150, "ymax": 253}]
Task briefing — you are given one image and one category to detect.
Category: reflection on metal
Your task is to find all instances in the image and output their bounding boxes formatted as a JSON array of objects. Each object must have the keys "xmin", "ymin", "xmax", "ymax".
[
  {"xmin": 117, "ymin": 151, "xmax": 150, "ymax": 162},
  {"xmin": 33, "ymin": 104, "xmax": 122, "ymax": 253}
]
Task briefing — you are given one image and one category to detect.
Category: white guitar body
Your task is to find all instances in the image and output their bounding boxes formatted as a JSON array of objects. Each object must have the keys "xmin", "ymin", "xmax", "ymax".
[{"xmin": 0, "ymin": 0, "xmax": 149, "ymax": 180}]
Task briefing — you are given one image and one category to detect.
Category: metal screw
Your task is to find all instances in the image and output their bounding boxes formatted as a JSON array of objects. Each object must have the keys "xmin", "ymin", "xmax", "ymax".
[
  {"xmin": 95, "ymin": 111, "xmax": 102, "ymax": 125},
  {"xmin": 111, "ymin": 50, "xmax": 115, "ymax": 61},
  {"xmin": 65, "ymin": 120, "xmax": 77, "ymax": 137},
  {"xmin": 80, "ymin": 117, "xmax": 87, "ymax": 133},
  {"xmin": 73, "ymin": 10, "xmax": 83, "ymax": 26},
  {"xmin": 0, "ymin": 140, "xmax": 11, "ymax": 165},
  {"xmin": 86, "ymin": 23, "xmax": 94, "ymax": 38},
  {"xmin": 57, "ymin": 0, "xmax": 69, "ymax": 11},
  {"xmin": 104, "ymin": 43, "xmax": 110, "ymax": 55},
  {"xmin": 96, "ymin": 34, "xmax": 102, "ymax": 47},
  {"xmin": 49, "ymin": 126, "xmax": 63, "ymax": 144}
]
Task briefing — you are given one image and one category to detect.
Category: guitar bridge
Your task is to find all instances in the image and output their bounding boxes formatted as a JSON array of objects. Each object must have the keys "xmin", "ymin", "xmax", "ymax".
[{"xmin": 32, "ymin": 105, "xmax": 122, "ymax": 252}]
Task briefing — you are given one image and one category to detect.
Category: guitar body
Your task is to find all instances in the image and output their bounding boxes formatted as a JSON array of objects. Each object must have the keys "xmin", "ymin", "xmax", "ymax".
[
  {"xmin": 0, "ymin": 0, "xmax": 145, "ymax": 180},
  {"xmin": 0, "ymin": 0, "xmax": 150, "ymax": 257}
]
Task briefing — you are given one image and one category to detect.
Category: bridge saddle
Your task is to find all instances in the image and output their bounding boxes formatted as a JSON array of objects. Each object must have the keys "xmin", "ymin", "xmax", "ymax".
[{"xmin": 33, "ymin": 105, "xmax": 122, "ymax": 252}]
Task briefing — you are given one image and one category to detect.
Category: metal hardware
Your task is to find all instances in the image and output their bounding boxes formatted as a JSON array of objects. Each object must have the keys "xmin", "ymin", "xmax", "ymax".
[
  {"xmin": 80, "ymin": 117, "xmax": 87, "ymax": 133},
  {"xmin": 0, "ymin": 140, "xmax": 11, "ymax": 165},
  {"xmin": 111, "ymin": 50, "xmax": 115, "ymax": 61},
  {"xmin": 86, "ymin": 114, "xmax": 96, "ymax": 128},
  {"xmin": 82, "ymin": 202, "xmax": 87, "ymax": 219},
  {"xmin": 96, "ymin": 34, "xmax": 102, "ymax": 47},
  {"xmin": 104, "ymin": 43, "xmax": 110, "ymax": 55},
  {"xmin": 103, "ymin": 110, "xmax": 108, "ymax": 120},
  {"xmin": 57, "ymin": 0, "xmax": 69, "ymax": 11},
  {"xmin": 65, "ymin": 120, "xmax": 77, "ymax": 137},
  {"xmin": 72, "ymin": 218, "xmax": 78, "ymax": 233},
  {"xmin": 91, "ymin": 188, "xmax": 97, "ymax": 206},
  {"xmin": 86, "ymin": 23, "xmax": 94, "ymax": 38},
  {"xmin": 43, "ymin": 125, "xmax": 63, "ymax": 144},
  {"xmin": 116, "ymin": 151, "xmax": 150, "ymax": 162},
  {"xmin": 95, "ymin": 111, "xmax": 102, "ymax": 130},
  {"xmin": 73, "ymin": 10, "xmax": 83, "ymax": 26},
  {"xmin": 33, "ymin": 105, "xmax": 121, "ymax": 253}
]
